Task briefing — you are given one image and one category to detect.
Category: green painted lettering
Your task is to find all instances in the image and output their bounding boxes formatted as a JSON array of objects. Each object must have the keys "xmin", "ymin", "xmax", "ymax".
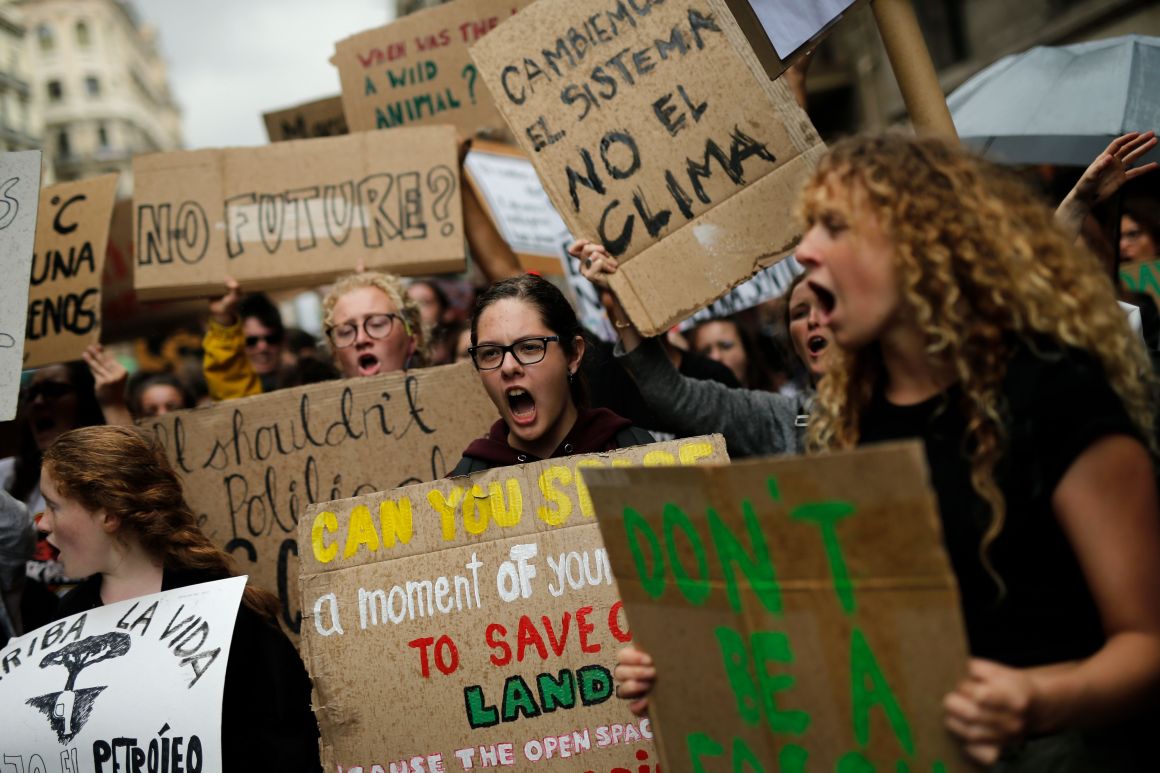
[
  {"xmin": 664, "ymin": 502, "xmax": 711, "ymax": 605},
  {"xmin": 624, "ymin": 506, "xmax": 665, "ymax": 598},
  {"xmin": 501, "ymin": 674, "xmax": 541, "ymax": 721},
  {"xmin": 687, "ymin": 732, "xmax": 724, "ymax": 772},
  {"xmin": 790, "ymin": 500, "xmax": 857, "ymax": 613},
  {"xmin": 850, "ymin": 627, "xmax": 914, "ymax": 755},
  {"xmin": 463, "ymin": 685, "xmax": 499, "ymax": 728},
  {"xmin": 708, "ymin": 502, "xmax": 782, "ymax": 614},
  {"xmin": 752, "ymin": 631, "xmax": 810, "ymax": 735}
]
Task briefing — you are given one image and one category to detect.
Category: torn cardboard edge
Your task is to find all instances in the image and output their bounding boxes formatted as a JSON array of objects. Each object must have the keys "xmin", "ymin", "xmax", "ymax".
[{"xmin": 611, "ymin": 143, "xmax": 825, "ymax": 336}]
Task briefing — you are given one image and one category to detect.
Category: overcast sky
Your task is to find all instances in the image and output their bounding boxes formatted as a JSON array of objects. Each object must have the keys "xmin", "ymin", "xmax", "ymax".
[{"xmin": 145, "ymin": 1, "xmax": 393, "ymax": 149}]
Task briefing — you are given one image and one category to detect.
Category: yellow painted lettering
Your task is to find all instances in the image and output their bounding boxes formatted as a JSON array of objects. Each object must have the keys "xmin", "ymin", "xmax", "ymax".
[
  {"xmin": 428, "ymin": 487, "xmax": 465, "ymax": 541},
  {"xmin": 642, "ymin": 450, "xmax": 676, "ymax": 466},
  {"xmin": 463, "ymin": 484, "xmax": 491, "ymax": 535},
  {"xmin": 574, "ymin": 459, "xmax": 607, "ymax": 518},
  {"xmin": 679, "ymin": 441, "xmax": 715, "ymax": 465},
  {"xmin": 611, "ymin": 458, "xmax": 634, "ymax": 468},
  {"xmin": 311, "ymin": 510, "xmax": 339, "ymax": 564},
  {"xmin": 378, "ymin": 498, "xmax": 414, "ymax": 547},
  {"xmin": 537, "ymin": 465, "xmax": 573, "ymax": 526},
  {"xmin": 342, "ymin": 504, "xmax": 380, "ymax": 559},
  {"xmin": 489, "ymin": 478, "xmax": 524, "ymax": 527}
]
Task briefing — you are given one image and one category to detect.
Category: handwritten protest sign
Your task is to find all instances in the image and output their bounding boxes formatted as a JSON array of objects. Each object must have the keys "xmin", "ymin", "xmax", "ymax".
[
  {"xmin": 333, "ymin": 0, "xmax": 533, "ymax": 139},
  {"xmin": 1120, "ymin": 260, "xmax": 1160, "ymax": 308},
  {"xmin": 25, "ymin": 174, "xmax": 119, "ymax": 369},
  {"xmin": 471, "ymin": 0, "xmax": 825, "ymax": 336},
  {"xmin": 585, "ymin": 442, "xmax": 970, "ymax": 771},
  {"xmin": 465, "ymin": 140, "xmax": 571, "ymax": 275},
  {"xmin": 0, "ymin": 150, "xmax": 41, "ymax": 420},
  {"xmin": 145, "ymin": 361, "xmax": 497, "ymax": 638},
  {"xmin": 263, "ymin": 95, "xmax": 349, "ymax": 142},
  {"xmin": 299, "ymin": 435, "xmax": 727, "ymax": 772},
  {"xmin": 101, "ymin": 200, "xmax": 204, "ymax": 342},
  {"xmin": 0, "ymin": 576, "xmax": 244, "ymax": 772},
  {"xmin": 132, "ymin": 128, "xmax": 465, "ymax": 301}
]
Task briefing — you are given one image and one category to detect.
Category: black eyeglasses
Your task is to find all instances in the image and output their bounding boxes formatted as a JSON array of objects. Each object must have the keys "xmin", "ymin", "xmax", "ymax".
[
  {"xmin": 24, "ymin": 380, "xmax": 75, "ymax": 401},
  {"xmin": 469, "ymin": 336, "xmax": 559, "ymax": 371},
  {"xmin": 326, "ymin": 313, "xmax": 410, "ymax": 349},
  {"xmin": 244, "ymin": 333, "xmax": 283, "ymax": 348}
]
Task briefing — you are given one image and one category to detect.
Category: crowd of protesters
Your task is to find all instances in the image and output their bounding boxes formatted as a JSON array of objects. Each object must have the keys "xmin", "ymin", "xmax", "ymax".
[{"xmin": 2, "ymin": 100, "xmax": 1160, "ymax": 771}]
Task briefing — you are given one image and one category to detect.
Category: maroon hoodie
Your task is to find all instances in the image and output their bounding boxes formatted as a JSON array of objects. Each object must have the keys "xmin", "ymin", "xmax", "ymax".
[{"xmin": 455, "ymin": 407, "xmax": 636, "ymax": 471}]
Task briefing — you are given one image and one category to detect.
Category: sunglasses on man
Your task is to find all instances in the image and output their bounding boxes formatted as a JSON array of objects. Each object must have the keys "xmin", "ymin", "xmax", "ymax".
[{"xmin": 244, "ymin": 333, "xmax": 284, "ymax": 348}]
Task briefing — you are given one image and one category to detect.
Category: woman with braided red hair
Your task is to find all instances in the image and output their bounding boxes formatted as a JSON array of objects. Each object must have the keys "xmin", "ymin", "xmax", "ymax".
[{"xmin": 39, "ymin": 425, "xmax": 321, "ymax": 772}]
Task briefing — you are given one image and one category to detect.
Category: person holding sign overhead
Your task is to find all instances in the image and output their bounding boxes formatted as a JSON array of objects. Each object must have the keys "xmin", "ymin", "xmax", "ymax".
[
  {"xmin": 40, "ymin": 425, "xmax": 321, "ymax": 772},
  {"xmin": 452, "ymin": 274, "xmax": 652, "ymax": 474},
  {"xmin": 615, "ymin": 134, "xmax": 1160, "ymax": 770}
]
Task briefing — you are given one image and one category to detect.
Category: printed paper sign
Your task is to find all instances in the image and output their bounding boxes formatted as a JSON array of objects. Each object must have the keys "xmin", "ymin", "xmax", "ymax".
[
  {"xmin": 0, "ymin": 576, "xmax": 245, "ymax": 772},
  {"xmin": 144, "ymin": 361, "xmax": 498, "ymax": 639},
  {"xmin": 333, "ymin": 0, "xmax": 532, "ymax": 139},
  {"xmin": 263, "ymin": 95, "xmax": 350, "ymax": 142},
  {"xmin": 0, "ymin": 150, "xmax": 42, "ymax": 420},
  {"xmin": 132, "ymin": 128, "xmax": 465, "ymax": 301},
  {"xmin": 299, "ymin": 436, "xmax": 727, "ymax": 772},
  {"xmin": 746, "ymin": 0, "xmax": 855, "ymax": 58},
  {"xmin": 585, "ymin": 442, "xmax": 971, "ymax": 771},
  {"xmin": 471, "ymin": 0, "xmax": 825, "ymax": 336},
  {"xmin": 464, "ymin": 142, "xmax": 570, "ymax": 258},
  {"xmin": 24, "ymin": 174, "xmax": 119, "ymax": 369}
]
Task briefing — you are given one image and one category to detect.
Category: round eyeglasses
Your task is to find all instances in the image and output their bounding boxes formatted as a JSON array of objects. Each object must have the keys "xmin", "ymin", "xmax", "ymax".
[
  {"xmin": 469, "ymin": 336, "xmax": 559, "ymax": 370},
  {"xmin": 326, "ymin": 313, "xmax": 409, "ymax": 349}
]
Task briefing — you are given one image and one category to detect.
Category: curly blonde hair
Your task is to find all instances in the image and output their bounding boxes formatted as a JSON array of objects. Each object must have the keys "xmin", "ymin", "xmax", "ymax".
[
  {"xmin": 802, "ymin": 134, "xmax": 1156, "ymax": 591},
  {"xmin": 322, "ymin": 270, "xmax": 429, "ymax": 368}
]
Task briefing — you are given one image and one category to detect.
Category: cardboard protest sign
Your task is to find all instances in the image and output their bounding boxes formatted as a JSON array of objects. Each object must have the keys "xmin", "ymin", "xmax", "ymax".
[
  {"xmin": 585, "ymin": 442, "xmax": 971, "ymax": 772},
  {"xmin": 25, "ymin": 174, "xmax": 119, "ymax": 369},
  {"xmin": 333, "ymin": 0, "xmax": 533, "ymax": 139},
  {"xmin": 464, "ymin": 140, "xmax": 571, "ymax": 275},
  {"xmin": 0, "ymin": 150, "xmax": 42, "ymax": 421},
  {"xmin": 1120, "ymin": 259, "xmax": 1160, "ymax": 308},
  {"xmin": 471, "ymin": 0, "xmax": 826, "ymax": 336},
  {"xmin": 132, "ymin": 128, "xmax": 465, "ymax": 301},
  {"xmin": 101, "ymin": 200, "xmax": 204, "ymax": 342},
  {"xmin": 264, "ymin": 95, "xmax": 350, "ymax": 142},
  {"xmin": 144, "ymin": 361, "xmax": 497, "ymax": 638},
  {"xmin": 299, "ymin": 435, "xmax": 727, "ymax": 772},
  {"xmin": 0, "ymin": 576, "xmax": 244, "ymax": 771},
  {"xmin": 678, "ymin": 254, "xmax": 800, "ymax": 330}
]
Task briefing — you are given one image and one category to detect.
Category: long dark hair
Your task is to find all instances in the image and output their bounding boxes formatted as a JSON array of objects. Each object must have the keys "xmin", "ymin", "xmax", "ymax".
[
  {"xmin": 42, "ymin": 425, "xmax": 280, "ymax": 620},
  {"xmin": 470, "ymin": 275, "xmax": 589, "ymax": 408}
]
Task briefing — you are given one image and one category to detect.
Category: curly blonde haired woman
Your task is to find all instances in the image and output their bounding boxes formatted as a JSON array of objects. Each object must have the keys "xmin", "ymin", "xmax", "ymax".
[
  {"xmin": 795, "ymin": 134, "xmax": 1160, "ymax": 769},
  {"xmin": 321, "ymin": 270, "xmax": 428, "ymax": 378}
]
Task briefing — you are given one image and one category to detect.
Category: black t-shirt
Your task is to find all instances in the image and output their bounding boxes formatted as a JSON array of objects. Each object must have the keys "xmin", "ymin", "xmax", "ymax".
[{"xmin": 860, "ymin": 340, "xmax": 1140, "ymax": 667}]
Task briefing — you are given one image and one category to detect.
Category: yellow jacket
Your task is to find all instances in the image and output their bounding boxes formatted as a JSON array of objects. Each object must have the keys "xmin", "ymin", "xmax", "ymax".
[{"xmin": 202, "ymin": 319, "xmax": 262, "ymax": 401}]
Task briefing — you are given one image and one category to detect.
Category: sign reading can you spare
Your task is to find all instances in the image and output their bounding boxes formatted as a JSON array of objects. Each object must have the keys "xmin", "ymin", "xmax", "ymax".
[{"xmin": 0, "ymin": 577, "xmax": 245, "ymax": 773}]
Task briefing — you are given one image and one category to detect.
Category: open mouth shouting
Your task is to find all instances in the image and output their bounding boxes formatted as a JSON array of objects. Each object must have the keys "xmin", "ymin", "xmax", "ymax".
[
  {"xmin": 506, "ymin": 386, "xmax": 537, "ymax": 427},
  {"xmin": 357, "ymin": 352, "xmax": 382, "ymax": 377},
  {"xmin": 807, "ymin": 335, "xmax": 828, "ymax": 355}
]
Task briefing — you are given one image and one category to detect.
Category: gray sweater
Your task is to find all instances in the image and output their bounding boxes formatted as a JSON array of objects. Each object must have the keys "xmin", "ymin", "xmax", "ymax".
[{"xmin": 617, "ymin": 338, "xmax": 811, "ymax": 458}]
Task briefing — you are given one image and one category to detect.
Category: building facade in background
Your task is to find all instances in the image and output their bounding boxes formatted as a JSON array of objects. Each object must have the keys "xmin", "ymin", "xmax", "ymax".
[
  {"xmin": 12, "ymin": 0, "xmax": 182, "ymax": 192},
  {"xmin": 0, "ymin": 3, "xmax": 41, "ymax": 155}
]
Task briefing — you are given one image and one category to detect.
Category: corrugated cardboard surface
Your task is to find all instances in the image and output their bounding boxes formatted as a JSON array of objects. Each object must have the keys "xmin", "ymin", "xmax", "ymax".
[
  {"xmin": 0, "ymin": 150, "xmax": 41, "ymax": 420},
  {"xmin": 585, "ymin": 442, "xmax": 971, "ymax": 772},
  {"xmin": 25, "ymin": 173, "xmax": 119, "ymax": 368},
  {"xmin": 264, "ymin": 95, "xmax": 350, "ymax": 142},
  {"xmin": 333, "ymin": 0, "xmax": 533, "ymax": 140},
  {"xmin": 299, "ymin": 435, "xmax": 727, "ymax": 772},
  {"xmin": 471, "ymin": 0, "xmax": 823, "ymax": 335},
  {"xmin": 132, "ymin": 128, "xmax": 465, "ymax": 301},
  {"xmin": 145, "ymin": 360, "xmax": 497, "ymax": 640}
]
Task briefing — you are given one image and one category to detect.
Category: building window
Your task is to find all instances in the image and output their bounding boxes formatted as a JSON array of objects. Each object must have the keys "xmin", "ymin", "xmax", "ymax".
[
  {"xmin": 75, "ymin": 20, "xmax": 91, "ymax": 47},
  {"xmin": 97, "ymin": 123, "xmax": 109, "ymax": 148},
  {"xmin": 57, "ymin": 130, "xmax": 70, "ymax": 159},
  {"xmin": 37, "ymin": 24, "xmax": 54, "ymax": 52},
  {"xmin": 85, "ymin": 76, "xmax": 100, "ymax": 97},
  {"xmin": 47, "ymin": 80, "xmax": 63, "ymax": 101}
]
